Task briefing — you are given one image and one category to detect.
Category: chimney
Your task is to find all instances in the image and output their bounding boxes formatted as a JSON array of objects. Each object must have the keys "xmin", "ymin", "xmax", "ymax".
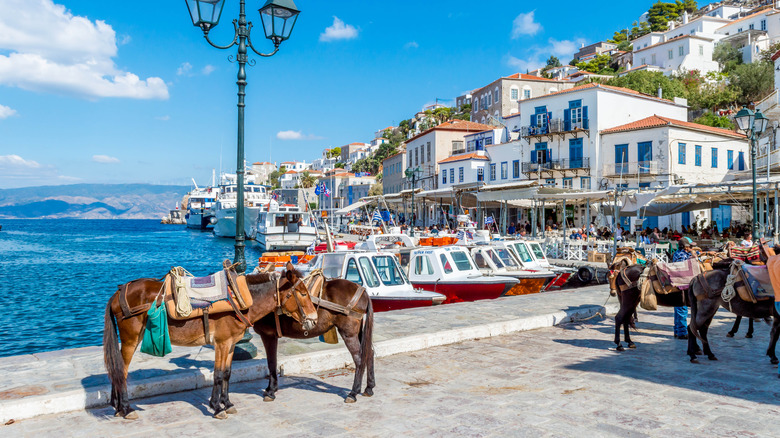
[
  {"xmin": 658, "ymin": 86, "xmax": 663, "ymax": 99},
  {"xmin": 683, "ymin": 11, "xmax": 689, "ymax": 24}
]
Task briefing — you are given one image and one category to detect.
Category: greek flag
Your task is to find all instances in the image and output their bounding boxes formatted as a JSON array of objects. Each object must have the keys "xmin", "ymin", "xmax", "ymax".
[
  {"xmin": 323, "ymin": 183, "xmax": 331, "ymax": 197},
  {"xmin": 485, "ymin": 216, "xmax": 494, "ymax": 225},
  {"xmin": 306, "ymin": 241, "xmax": 316, "ymax": 255},
  {"xmin": 372, "ymin": 210, "xmax": 383, "ymax": 223},
  {"xmin": 457, "ymin": 230, "xmax": 466, "ymax": 241}
]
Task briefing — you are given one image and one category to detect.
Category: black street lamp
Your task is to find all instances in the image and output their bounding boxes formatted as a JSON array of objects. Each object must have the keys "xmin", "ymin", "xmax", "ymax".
[
  {"xmin": 184, "ymin": 0, "xmax": 300, "ymax": 273},
  {"xmin": 735, "ymin": 105, "xmax": 769, "ymax": 240},
  {"xmin": 405, "ymin": 166, "xmax": 422, "ymax": 237}
]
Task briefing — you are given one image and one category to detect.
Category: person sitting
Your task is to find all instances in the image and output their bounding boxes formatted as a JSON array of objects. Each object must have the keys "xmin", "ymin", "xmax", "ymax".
[
  {"xmin": 639, "ymin": 231, "xmax": 653, "ymax": 245},
  {"xmin": 430, "ymin": 225, "xmax": 439, "ymax": 235},
  {"xmin": 741, "ymin": 234, "xmax": 753, "ymax": 247},
  {"xmin": 569, "ymin": 230, "xmax": 583, "ymax": 240},
  {"xmin": 508, "ymin": 222, "xmax": 516, "ymax": 235},
  {"xmin": 519, "ymin": 228, "xmax": 527, "ymax": 237}
]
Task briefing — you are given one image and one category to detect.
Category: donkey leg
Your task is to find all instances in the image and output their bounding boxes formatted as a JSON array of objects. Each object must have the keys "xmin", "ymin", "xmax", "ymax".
[
  {"xmin": 339, "ymin": 330, "xmax": 364, "ymax": 403},
  {"xmin": 727, "ymin": 316, "xmax": 741, "ymax": 337},
  {"xmin": 624, "ymin": 319, "xmax": 635, "ymax": 349},
  {"xmin": 767, "ymin": 318, "xmax": 780, "ymax": 365},
  {"xmin": 687, "ymin": 325, "xmax": 700, "ymax": 363},
  {"xmin": 258, "ymin": 332, "xmax": 279, "ymax": 401},
  {"xmin": 746, "ymin": 318, "xmax": 754, "ymax": 338},
  {"xmin": 700, "ymin": 324, "xmax": 717, "ymax": 361},
  {"xmin": 116, "ymin": 321, "xmax": 143, "ymax": 420},
  {"xmin": 364, "ymin": 343, "xmax": 376, "ymax": 397},
  {"xmin": 221, "ymin": 343, "xmax": 237, "ymax": 415},
  {"xmin": 210, "ymin": 344, "xmax": 229, "ymax": 419}
]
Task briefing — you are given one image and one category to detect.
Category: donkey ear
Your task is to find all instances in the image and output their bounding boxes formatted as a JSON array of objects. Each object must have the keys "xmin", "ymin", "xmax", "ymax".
[
  {"xmin": 286, "ymin": 261, "xmax": 295, "ymax": 272},
  {"xmin": 285, "ymin": 268, "xmax": 293, "ymax": 283}
]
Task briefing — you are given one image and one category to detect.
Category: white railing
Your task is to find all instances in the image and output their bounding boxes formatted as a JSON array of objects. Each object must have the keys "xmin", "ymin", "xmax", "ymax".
[
  {"xmin": 756, "ymin": 89, "xmax": 779, "ymax": 114},
  {"xmin": 602, "ymin": 161, "xmax": 661, "ymax": 177}
]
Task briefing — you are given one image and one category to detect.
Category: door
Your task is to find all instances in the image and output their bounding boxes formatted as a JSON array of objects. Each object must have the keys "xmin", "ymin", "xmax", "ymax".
[
  {"xmin": 681, "ymin": 211, "xmax": 690, "ymax": 228},
  {"xmin": 569, "ymin": 138, "xmax": 583, "ymax": 169},
  {"xmin": 638, "ymin": 141, "xmax": 652, "ymax": 173}
]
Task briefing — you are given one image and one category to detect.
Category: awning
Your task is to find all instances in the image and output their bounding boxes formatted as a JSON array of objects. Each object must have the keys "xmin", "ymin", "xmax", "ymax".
[
  {"xmin": 475, "ymin": 181, "xmax": 538, "ymax": 202},
  {"xmin": 335, "ymin": 199, "xmax": 371, "ymax": 215},
  {"xmin": 534, "ymin": 190, "xmax": 612, "ymax": 201}
]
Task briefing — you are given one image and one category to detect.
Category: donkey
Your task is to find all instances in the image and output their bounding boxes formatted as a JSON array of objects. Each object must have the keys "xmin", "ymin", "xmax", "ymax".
[
  {"xmin": 103, "ymin": 263, "xmax": 318, "ymax": 419},
  {"xmin": 685, "ymin": 269, "xmax": 780, "ymax": 365}
]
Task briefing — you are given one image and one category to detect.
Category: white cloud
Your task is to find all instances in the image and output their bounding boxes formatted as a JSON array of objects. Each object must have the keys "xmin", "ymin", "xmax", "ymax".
[
  {"xmin": 511, "ymin": 11, "xmax": 542, "ymax": 38},
  {"xmin": 0, "ymin": 104, "xmax": 17, "ymax": 119},
  {"xmin": 548, "ymin": 38, "xmax": 586, "ymax": 58},
  {"xmin": 155, "ymin": 115, "xmax": 170, "ymax": 121},
  {"xmin": 92, "ymin": 154, "xmax": 120, "ymax": 164},
  {"xmin": 506, "ymin": 55, "xmax": 537, "ymax": 72},
  {"xmin": 177, "ymin": 62, "xmax": 192, "ymax": 76},
  {"xmin": 276, "ymin": 130, "xmax": 323, "ymax": 141},
  {"xmin": 202, "ymin": 64, "xmax": 216, "ymax": 75},
  {"xmin": 404, "ymin": 41, "xmax": 419, "ymax": 49},
  {"xmin": 0, "ymin": 0, "xmax": 168, "ymax": 100},
  {"xmin": 119, "ymin": 34, "xmax": 131, "ymax": 45},
  {"xmin": 0, "ymin": 154, "xmax": 41, "ymax": 170},
  {"xmin": 319, "ymin": 17, "xmax": 358, "ymax": 42}
]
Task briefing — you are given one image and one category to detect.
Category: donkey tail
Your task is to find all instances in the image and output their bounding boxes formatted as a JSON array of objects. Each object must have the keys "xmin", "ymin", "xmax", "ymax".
[
  {"xmin": 358, "ymin": 288, "xmax": 374, "ymax": 374},
  {"xmin": 103, "ymin": 295, "xmax": 125, "ymax": 411}
]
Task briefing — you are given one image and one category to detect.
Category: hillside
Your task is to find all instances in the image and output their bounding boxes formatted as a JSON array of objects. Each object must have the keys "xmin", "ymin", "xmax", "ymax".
[{"xmin": 0, "ymin": 184, "xmax": 189, "ymax": 219}]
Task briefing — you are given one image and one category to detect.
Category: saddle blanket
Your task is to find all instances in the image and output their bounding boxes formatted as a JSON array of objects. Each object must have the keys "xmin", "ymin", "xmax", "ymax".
[
  {"xmin": 742, "ymin": 264, "xmax": 775, "ymax": 300},
  {"xmin": 184, "ymin": 272, "xmax": 230, "ymax": 308},
  {"xmin": 656, "ymin": 259, "xmax": 701, "ymax": 290},
  {"xmin": 731, "ymin": 245, "xmax": 761, "ymax": 262}
]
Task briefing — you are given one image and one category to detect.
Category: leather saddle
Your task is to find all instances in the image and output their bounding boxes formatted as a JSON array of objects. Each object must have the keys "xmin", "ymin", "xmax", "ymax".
[
  {"xmin": 734, "ymin": 264, "xmax": 775, "ymax": 303},
  {"xmin": 165, "ymin": 261, "xmax": 254, "ymax": 320}
]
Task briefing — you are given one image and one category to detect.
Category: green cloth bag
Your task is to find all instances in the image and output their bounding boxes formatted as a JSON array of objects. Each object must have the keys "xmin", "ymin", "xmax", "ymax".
[{"xmin": 140, "ymin": 302, "xmax": 172, "ymax": 357}]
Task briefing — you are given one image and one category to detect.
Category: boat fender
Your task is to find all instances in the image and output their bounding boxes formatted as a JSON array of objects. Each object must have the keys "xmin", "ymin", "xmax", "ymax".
[
  {"xmin": 210, "ymin": 217, "xmax": 218, "ymax": 224},
  {"xmin": 576, "ymin": 266, "xmax": 595, "ymax": 284}
]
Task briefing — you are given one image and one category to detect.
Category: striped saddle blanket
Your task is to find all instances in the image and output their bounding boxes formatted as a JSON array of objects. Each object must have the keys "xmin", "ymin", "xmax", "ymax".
[
  {"xmin": 181, "ymin": 272, "xmax": 230, "ymax": 309},
  {"xmin": 730, "ymin": 246, "xmax": 761, "ymax": 263},
  {"xmin": 655, "ymin": 259, "xmax": 701, "ymax": 291}
]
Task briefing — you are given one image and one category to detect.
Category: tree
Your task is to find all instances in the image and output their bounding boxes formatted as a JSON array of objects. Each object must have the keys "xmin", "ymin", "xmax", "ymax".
[
  {"xmin": 694, "ymin": 113, "xmax": 736, "ymax": 130},
  {"xmin": 713, "ymin": 43, "xmax": 742, "ymax": 73},
  {"xmin": 545, "ymin": 56, "xmax": 562, "ymax": 68},
  {"xmin": 299, "ymin": 171, "xmax": 317, "ymax": 188},
  {"xmin": 267, "ymin": 165, "xmax": 286, "ymax": 189},
  {"xmin": 647, "ymin": 1, "xmax": 682, "ymax": 32},
  {"xmin": 605, "ymin": 70, "xmax": 687, "ymax": 100},
  {"xmin": 609, "ymin": 29, "xmax": 633, "ymax": 52},
  {"xmin": 575, "ymin": 54, "xmax": 615, "ymax": 74},
  {"xmin": 368, "ymin": 182, "xmax": 383, "ymax": 197},
  {"xmin": 760, "ymin": 42, "xmax": 780, "ymax": 64},
  {"xmin": 334, "ymin": 162, "xmax": 345, "ymax": 169},
  {"xmin": 677, "ymin": 0, "xmax": 698, "ymax": 14},
  {"xmin": 327, "ymin": 147, "xmax": 341, "ymax": 159},
  {"xmin": 729, "ymin": 62, "xmax": 774, "ymax": 104}
]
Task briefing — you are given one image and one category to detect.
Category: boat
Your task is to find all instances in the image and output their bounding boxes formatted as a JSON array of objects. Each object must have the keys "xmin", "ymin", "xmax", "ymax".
[
  {"xmin": 503, "ymin": 240, "xmax": 575, "ymax": 289},
  {"xmin": 212, "ymin": 173, "xmax": 272, "ymax": 239},
  {"xmin": 185, "ymin": 186, "xmax": 219, "ymax": 230},
  {"xmin": 470, "ymin": 244, "xmax": 554, "ymax": 295},
  {"xmin": 299, "ymin": 251, "xmax": 446, "ymax": 312},
  {"xmin": 255, "ymin": 204, "xmax": 317, "ymax": 252},
  {"xmin": 406, "ymin": 246, "xmax": 519, "ymax": 304}
]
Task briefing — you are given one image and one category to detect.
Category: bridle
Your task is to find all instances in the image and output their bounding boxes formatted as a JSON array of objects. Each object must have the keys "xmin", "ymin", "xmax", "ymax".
[{"xmin": 274, "ymin": 276, "xmax": 316, "ymax": 336}]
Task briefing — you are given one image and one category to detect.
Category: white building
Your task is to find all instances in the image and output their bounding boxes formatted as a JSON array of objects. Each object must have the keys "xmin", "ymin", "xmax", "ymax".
[
  {"xmin": 279, "ymin": 161, "xmax": 310, "ymax": 172},
  {"xmin": 716, "ymin": 7, "xmax": 779, "ymax": 64},
  {"xmin": 382, "ymin": 150, "xmax": 406, "ymax": 195},
  {"xmin": 250, "ymin": 161, "xmax": 276, "ymax": 185}
]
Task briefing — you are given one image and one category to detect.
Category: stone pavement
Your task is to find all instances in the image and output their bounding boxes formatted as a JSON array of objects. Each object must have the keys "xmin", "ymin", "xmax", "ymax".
[
  {"xmin": 5, "ymin": 310, "xmax": 780, "ymax": 437},
  {"xmin": 0, "ymin": 285, "xmax": 616, "ymax": 424}
]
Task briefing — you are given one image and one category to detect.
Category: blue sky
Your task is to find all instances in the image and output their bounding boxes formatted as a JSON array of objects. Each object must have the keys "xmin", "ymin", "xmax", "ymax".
[{"xmin": 0, "ymin": 0, "xmax": 672, "ymax": 188}]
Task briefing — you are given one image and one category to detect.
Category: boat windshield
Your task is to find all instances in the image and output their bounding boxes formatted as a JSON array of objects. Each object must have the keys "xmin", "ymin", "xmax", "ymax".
[
  {"xmin": 372, "ymin": 256, "xmax": 406, "ymax": 286},
  {"xmin": 359, "ymin": 257, "xmax": 381, "ymax": 288},
  {"xmin": 530, "ymin": 243, "xmax": 546, "ymax": 260},
  {"xmin": 485, "ymin": 250, "xmax": 505, "ymax": 268},
  {"xmin": 440, "ymin": 254, "xmax": 453, "ymax": 274},
  {"xmin": 449, "ymin": 251, "xmax": 474, "ymax": 271},
  {"xmin": 344, "ymin": 258, "xmax": 363, "ymax": 285},
  {"xmin": 322, "ymin": 253, "xmax": 346, "ymax": 279},
  {"xmin": 494, "ymin": 248, "xmax": 517, "ymax": 267},
  {"xmin": 513, "ymin": 243, "xmax": 533, "ymax": 263},
  {"xmin": 473, "ymin": 251, "xmax": 489, "ymax": 269}
]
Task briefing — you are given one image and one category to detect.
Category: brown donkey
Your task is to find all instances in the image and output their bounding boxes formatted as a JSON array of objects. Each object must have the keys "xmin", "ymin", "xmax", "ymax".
[
  {"xmin": 254, "ymin": 276, "xmax": 375, "ymax": 404},
  {"xmin": 103, "ymin": 263, "xmax": 318, "ymax": 419}
]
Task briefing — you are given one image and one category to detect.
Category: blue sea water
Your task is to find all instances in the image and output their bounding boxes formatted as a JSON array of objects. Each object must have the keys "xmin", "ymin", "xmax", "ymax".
[{"xmin": 0, "ymin": 219, "xmax": 267, "ymax": 358}]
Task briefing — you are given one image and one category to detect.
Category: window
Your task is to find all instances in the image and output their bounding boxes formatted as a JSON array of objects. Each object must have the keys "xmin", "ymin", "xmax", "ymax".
[
  {"xmin": 711, "ymin": 147, "xmax": 718, "ymax": 168},
  {"xmin": 501, "ymin": 162, "xmax": 508, "ymax": 179},
  {"xmin": 487, "ymin": 93, "xmax": 492, "ymax": 106},
  {"xmin": 512, "ymin": 243, "xmax": 533, "ymax": 263},
  {"xmin": 490, "ymin": 163, "xmax": 496, "ymax": 180},
  {"xmin": 442, "ymin": 171, "xmax": 447, "ymax": 184},
  {"xmin": 408, "ymin": 154, "xmax": 412, "ymax": 167},
  {"xmin": 699, "ymin": 45, "xmax": 704, "ymax": 56},
  {"xmin": 761, "ymin": 19, "xmax": 767, "ymax": 31},
  {"xmin": 563, "ymin": 178, "xmax": 573, "ymax": 188},
  {"xmin": 615, "ymin": 144, "xmax": 628, "ymax": 174},
  {"xmin": 450, "ymin": 168, "xmax": 454, "ymax": 183},
  {"xmin": 738, "ymin": 27, "xmax": 742, "ymax": 33},
  {"xmin": 358, "ymin": 257, "xmax": 380, "ymax": 288},
  {"xmin": 679, "ymin": 46, "xmax": 684, "ymax": 56},
  {"xmin": 695, "ymin": 145, "xmax": 702, "ymax": 166},
  {"xmin": 345, "ymin": 259, "xmax": 363, "ymax": 285},
  {"xmin": 738, "ymin": 151, "xmax": 745, "ymax": 170},
  {"xmin": 484, "ymin": 137, "xmax": 493, "ymax": 146},
  {"xmin": 581, "ymin": 176, "xmax": 591, "ymax": 189},
  {"xmin": 413, "ymin": 255, "xmax": 434, "ymax": 275},
  {"xmin": 474, "ymin": 252, "xmax": 488, "ymax": 269},
  {"xmin": 749, "ymin": 24, "xmax": 754, "ymax": 30},
  {"xmin": 414, "ymin": 148, "xmax": 418, "ymax": 166},
  {"xmin": 652, "ymin": 54, "xmax": 656, "ymax": 64},
  {"xmin": 440, "ymin": 254, "xmax": 453, "ymax": 274},
  {"xmin": 570, "ymin": 102, "xmax": 583, "ymax": 124},
  {"xmin": 668, "ymin": 49, "xmax": 673, "ymax": 59},
  {"xmin": 511, "ymin": 88, "xmax": 519, "ymax": 100},
  {"xmin": 477, "ymin": 167, "xmax": 484, "ymax": 182},
  {"xmin": 728, "ymin": 150, "xmax": 734, "ymax": 170},
  {"xmin": 427, "ymin": 142, "xmax": 431, "ymax": 162},
  {"xmin": 372, "ymin": 256, "xmax": 405, "ymax": 286},
  {"xmin": 512, "ymin": 160, "xmax": 519, "ymax": 178},
  {"xmin": 459, "ymin": 167, "xmax": 464, "ymax": 182},
  {"xmin": 494, "ymin": 89, "xmax": 499, "ymax": 102},
  {"xmin": 450, "ymin": 251, "xmax": 473, "ymax": 271},
  {"xmin": 452, "ymin": 140, "xmax": 464, "ymax": 153},
  {"xmin": 640, "ymin": 57, "xmax": 646, "ymax": 65},
  {"xmin": 678, "ymin": 142, "xmax": 686, "ymax": 165},
  {"xmin": 523, "ymin": 89, "xmax": 531, "ymax": 99}
]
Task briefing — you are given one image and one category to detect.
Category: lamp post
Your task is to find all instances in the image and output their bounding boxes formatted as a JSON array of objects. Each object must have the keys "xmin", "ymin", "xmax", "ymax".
[
  {"xmin": 405, "ymin": 166, "xmax": 422, "ymax": 237},
  {"xmin": 184, "ymin": 0, "xmax": 300, "ymax": 273},
  {"xmin": 734, "ymin": 105, "xmax": 769, "ymax": 240}
]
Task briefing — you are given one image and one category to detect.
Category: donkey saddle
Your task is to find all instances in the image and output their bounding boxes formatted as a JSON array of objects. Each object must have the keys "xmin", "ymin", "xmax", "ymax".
[{"xmin": 165, "ymin": 261, "xmax": 253, "ymax": 320}]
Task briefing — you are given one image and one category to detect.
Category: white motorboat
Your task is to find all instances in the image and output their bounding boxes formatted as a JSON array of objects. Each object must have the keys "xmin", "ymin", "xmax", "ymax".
[
  {"xmin": 185, "ymin": 186, "xmax": 219, "ymax": 230},
  {"xmin": 213, "ymin": 173, "xmax": 272, "ymax": 239},
  {"xmin": 301, "ymin": 251, "xmax": 445, "ymax": 312},
  {"xmin": 470, "ymin": 244, "xmax": 554, "ymax": 295},
  {"xmin": 255, "ymin": 204, "xmax": 317, "ymax": 252},
  {"xmin": 504, "ymin": 240, "xmax": 575, "ymax": 289}
]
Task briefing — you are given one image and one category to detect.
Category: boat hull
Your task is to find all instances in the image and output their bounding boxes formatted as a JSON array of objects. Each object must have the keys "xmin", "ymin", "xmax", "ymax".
[
  {"xmin": 186, "ymin": 212, "xmax": 214, "ymax": 230},
  {"xmin": 505, "ymin": 277, "xmax": 547, "ymax": 296},
  {"xmin": 213, "ymin": 211, "xmax": 237, "ymax": 238},
  {"xmin": 257, "ymin": 233, "xmax": 317, "ymax": 252},
  {"xmin": 412, "ymin": 281, "xmax": 515, "ymax": 304},
  {"xmin": 370, "ymin": 296, "xmax": 444, "ymax": 312}
]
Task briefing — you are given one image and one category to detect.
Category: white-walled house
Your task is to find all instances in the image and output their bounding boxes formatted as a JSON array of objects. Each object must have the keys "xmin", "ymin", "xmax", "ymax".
[
  {"xmin": 516, "ymin": 83, "xmax": 688, "ymax": 191},
  {"xmin": 438, "ymin": 152, "xmax": 490, "ymax": 188},
  {"xmin": 716, "ymin": 7, "xmax": 779, "ymax": 64},
  {"xmin": 279, "ymin": 161, "xmax": 310, "ymax": 172},
  {"xmin": 600, "ymin": 115, "xmax": 749, "ymax": 231}
]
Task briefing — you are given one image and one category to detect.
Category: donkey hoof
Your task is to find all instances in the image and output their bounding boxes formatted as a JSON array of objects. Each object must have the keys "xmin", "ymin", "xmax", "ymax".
[
  {"xmin": 344, "ymin": 395, "xmax": 357, "ymax": 404},
  {"xmin": 746, "ymin": 334, "xmax": 753, "ymax": 339},
  {"xmin": 695, "ymin": 350, "xmax": 703, "ymax": 356},
  {"xmin": 770, "ymin": 358, "xmax": 779, "ymax": 365},
  {"xmin": 616, "ymin": 345, "xmax": 625, "ymax": 352},
  {"xmin": 362, "ymin": 389, "xmax": 374, "ymax": 397},
  {"xmin": 726, "ymin": 332, "xmax": 735, "ymax": 338},
  {"xmin": 123, "ymin": 411, "xmax": 138, "ymax": 421},
  {"xmin": 263, "ymin": 395, "xmax": 275, "ymax": 402},
  {"xmin": 707, "ymin": 355, "xmax": 718, "ymax": 361},
  {"xmin": 226, "ymin": 406, "xmax": 238, "ymax": 415},
  {"xmin": 690, "ymin": 357, "xmax": 700, "ymax": 364},
  {"xmin": 213, "ymin": 410, "xmax": 228, "ymax": 420},
  {"xmin": 628, "ymin": 343, "xmax": 636, "ymax": 349}
]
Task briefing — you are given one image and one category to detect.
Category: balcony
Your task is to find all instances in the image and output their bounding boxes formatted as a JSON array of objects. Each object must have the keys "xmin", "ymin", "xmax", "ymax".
[
  {"xmin": 522, "ymin": 160, "xmax": 562, "ymax": 173},
  {"xmin": 450, "ymin": 148, "xmax": 466, "ymax": 156},
  {"xmin": 522, "ymin": 157, "xmax": 590, "ymax": 175},
  {"xmin": 520, "ymin": 118, "xmax": 590, "ymax": 140},
  {"xmin": 602, "ymin": 161, "xmax": 662, "ymax": 178}
]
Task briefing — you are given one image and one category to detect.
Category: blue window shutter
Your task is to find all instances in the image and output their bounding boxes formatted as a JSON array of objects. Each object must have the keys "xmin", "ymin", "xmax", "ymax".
[
  {"xmin": 531, "ymin": 147, "xmax": 537, "ymax": 163},
  {"xmin": 564, "ymin": 108, "xmax": 570, "ymax": 131},
  {"xmin": 583, "ymin": 106, "xmax": 589, "ymax": 129}
]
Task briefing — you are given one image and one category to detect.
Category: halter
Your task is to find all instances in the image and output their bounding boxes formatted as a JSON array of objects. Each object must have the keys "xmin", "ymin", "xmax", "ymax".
[{"xmin": 274, "ymin": 276, "xmax": 315, "ymax": 337}]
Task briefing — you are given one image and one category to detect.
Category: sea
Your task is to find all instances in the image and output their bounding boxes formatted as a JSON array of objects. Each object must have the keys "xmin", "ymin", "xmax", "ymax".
[{"xmin": 0, "ymin": 219, "xmax": 268, "ymax": 358}]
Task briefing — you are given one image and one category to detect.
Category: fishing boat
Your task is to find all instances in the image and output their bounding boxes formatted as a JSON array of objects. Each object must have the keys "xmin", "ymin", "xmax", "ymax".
[
  {"xmin": 406, "ymin": 246, "xmax": 519, "ymax": 304},
  {"xmin": 503, "ymin": 240, "xmax": 574, "ymax": 289},
  {"xmin": 185, "ymin": 186, "xmax": 219, "ymax": 230},
  {"xmin": 255, "ymin": 204, "xmax": 317, "ymax": 252},
  {"xmin": 470, "ymin": 244, "xmax": 554, "ymax": 295},
  {"xmin": 299, "ymin": 251, "xmax": 446, "ymax": 312}
]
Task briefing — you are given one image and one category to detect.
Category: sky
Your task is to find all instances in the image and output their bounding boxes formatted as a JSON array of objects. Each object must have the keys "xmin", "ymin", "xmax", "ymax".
[{"xmin": 0, "ymin": 0, "xmax": 675, "ymax": 188}]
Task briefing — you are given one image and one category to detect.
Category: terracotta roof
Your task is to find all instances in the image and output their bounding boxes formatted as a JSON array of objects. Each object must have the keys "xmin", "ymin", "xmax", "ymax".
[
  {"xmin": 503, "ymin": 73, "xmax": 562, "ymax": 82},
  {"xmin": 718, "ymin": 6, "xmax": 772, "ymax": 29},
  {"xmin": 771, "ymin": 49, "xmax": 780, "ymax": 62},
  {"xmin": 283, "ymin": 170, "xmax": 298, "ymax": 175},
  {"xmin": 522, "ymin": 83, "xmax": 681, "ymax": 105},
  {"xmin": 438, "ymin": 153, "xmax": 490, "ymax": 164},
  {"xmin": 407, "ymin": 119, "xmax": 495, "ymax": 143},
  {"xmin": 600, "ymin": 115, "xmax": 746, "ymax": 139},
  {"xmin": 252, "ymin": 162, "xmax": 273, "ymax": 165}
]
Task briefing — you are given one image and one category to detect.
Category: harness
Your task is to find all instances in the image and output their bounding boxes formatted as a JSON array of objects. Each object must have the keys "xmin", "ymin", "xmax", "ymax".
[{"xmin": 273, "ymin": 276, "xmax": 312, "ymax": 337}]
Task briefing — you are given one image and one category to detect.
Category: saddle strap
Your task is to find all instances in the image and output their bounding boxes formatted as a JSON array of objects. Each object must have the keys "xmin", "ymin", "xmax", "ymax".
[
  {"xmin": 695, "ymin": 273, "xmax": 713, "ymax": 301},
  {"xmin": 223, "ymin": 266, "xmax": 247, "ymax": 309},
  {"xmin": 117, "ymin": 282, "xmax": 153, "ymax": 320},
  {"xmin": 274, "ymin": 311, "xmax": 283, "ymax": 338},
  {"xmin": 202, "ymin": 309, "xmax": 211, "ymax": 345},
  {"xmin": 274, "ymin": 281, "xmax": 283, "ymax": 338},
  {"xmin": 310, "ymin": 286, "xmax": 366, "ymax": 319},
  {"xmin": 226, "ymin": 288, "xmax": 252, "ymax": 328}
]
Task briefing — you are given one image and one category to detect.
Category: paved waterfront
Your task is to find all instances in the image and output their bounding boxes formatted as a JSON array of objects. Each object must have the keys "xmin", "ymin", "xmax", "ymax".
[{"xmin": 4, "ymin": 310, "xmax": 780, "ymax": 437}]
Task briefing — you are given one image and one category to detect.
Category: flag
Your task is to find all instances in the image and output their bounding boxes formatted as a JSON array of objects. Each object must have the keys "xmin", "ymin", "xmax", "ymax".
[
  {"xmin": 314, "ymin": 184, "xmax": 322, "ymax": 195},
  {"xmin": 271, "ymin": 191, "xmax": 279, "ymax": 201},
  {"xmin": 306, "ymin": 241, "xmax": 315, "ymax": 255},
  {"xmin": 485, "ymin": 216, "xmax": 494, "ymax": 225},
  {"xmin": 372, "ymin": 210, "xmax": 382, "ymax": 223},
  {"xmin": 323, "ymin": 183, "xmax": 331, "ymax": 197},
  {"xmin": 457, "ymin": 230, "xmax": 465, "ymax": 241}
]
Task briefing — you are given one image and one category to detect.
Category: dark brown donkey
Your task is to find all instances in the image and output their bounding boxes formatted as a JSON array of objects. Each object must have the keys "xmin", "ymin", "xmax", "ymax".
[
  {"xmin": 254, "ymin": 275, "xmax": 375, "ymax": 403},
  {"xmin": 103, "ymin": 263, "xmax": 319, "ymax": 419}
]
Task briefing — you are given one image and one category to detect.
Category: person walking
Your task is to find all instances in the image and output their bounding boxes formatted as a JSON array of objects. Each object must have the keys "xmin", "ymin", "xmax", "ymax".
[{"xmin": 670, "ymin": 237, "xmax": 695, "ymax": 339}]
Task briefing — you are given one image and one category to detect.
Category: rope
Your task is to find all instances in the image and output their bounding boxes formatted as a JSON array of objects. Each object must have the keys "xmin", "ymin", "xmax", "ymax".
[
  {"xmin": 172, "ymin": 267, "xmax": 193, "ymax": 318},
  {"xmin": 721, "ymin": 259, "xmax": 743, "ymax": 310},
  {"xmin": 637, "ymin": 265, "xmax": 651, "ymax": 293},
  {"xmin": 570, "ymin": 293, "xmax": 613, "ymax": 322}
]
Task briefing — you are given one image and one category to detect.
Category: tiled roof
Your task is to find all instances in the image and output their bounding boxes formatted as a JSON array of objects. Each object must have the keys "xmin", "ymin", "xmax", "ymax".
[
  {"xmin": 382, "ymin": 151, "xmax": 406, "ymax": 162},
  {"xmin": 718, "ymin": 6, "xmax": 772, "ymax": 29},
  {"xmin": 503, "ymin": 73, "xmax": 561, "ymax": 82},
  {"xmin": 522, "ymin": 83, "xmax": 680, "ymax": 105},
  {"xmin": 771, "ymin": 49, "xmax": 780, "ymax": 62},
  {"xmin": 438, "ymin": 153, "xmax": 490, "ymax": 164},
  {"xmin": 283, "ymin": 170, "xmax": 298, "ymax": 175},
  {"xmin": 407, "ymin": 119, "xmax": 495, "ymax": 142},
  {"xmin": 601, "ymin": 115, "xmax": 746, "ymax": 139}
]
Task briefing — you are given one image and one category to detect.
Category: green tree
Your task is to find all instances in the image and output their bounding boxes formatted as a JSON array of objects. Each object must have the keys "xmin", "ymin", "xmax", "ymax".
[
  {"xmin": 628, "ymin": 21, "xmax": 652, "ymax": 40},
  {"xmin": 713, "ymin": 43, "xmax": 742, "ymax": 73},
  {"xmin": 760, "ymin": 41, "xmax": 780, "ymax": 63},
  {"xmin": 267, "ymin": 165, "xmax": 286, "ymax": 189},
  {"xmin": 609, "ymin": 29, "xmax": 633, "ymax": 52},
  {"xmin": 605, "ymin": 70, "xmax": 687, "ymax": 100},
  {"xmin": 647, "ymin": 2, "xmax": 682, "ymax": 32},
  {"xmin": 729, "ymin": 62, "xmax": 774, "ymax": 104},
  {"xmin": 368, "ymin": 182, "xmax": 383, "ymax": 197},
  {"xmin": 677, "ymin": 0, "xmax": 698, "ymax": 14},
  {"xmin": 546, "ymin": 56, "xmax": 562, "ymax": 68},
  {"xmin": 693, "ymin": 113, "xmax": 736, "ymax": 130},
  {"xmin": 334, "ymin": 162, "xmax": 345, "ymax": 169},
  {"xmin": 299, "ymin": 171, "xmax": 317, "ymax": 188},
  {"xmin": 327, "ymin": 147, "xmax": 341, "ymax": 159},
  {"xmin": 575, "ymin": 54, "xmax": 615, "ymax": 74}
]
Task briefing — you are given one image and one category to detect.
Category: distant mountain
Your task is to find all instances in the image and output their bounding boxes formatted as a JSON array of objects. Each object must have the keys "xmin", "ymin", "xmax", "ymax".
[{"xmin": 0, "ymin": 184, "xmax": 190, "ymax": 219}]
